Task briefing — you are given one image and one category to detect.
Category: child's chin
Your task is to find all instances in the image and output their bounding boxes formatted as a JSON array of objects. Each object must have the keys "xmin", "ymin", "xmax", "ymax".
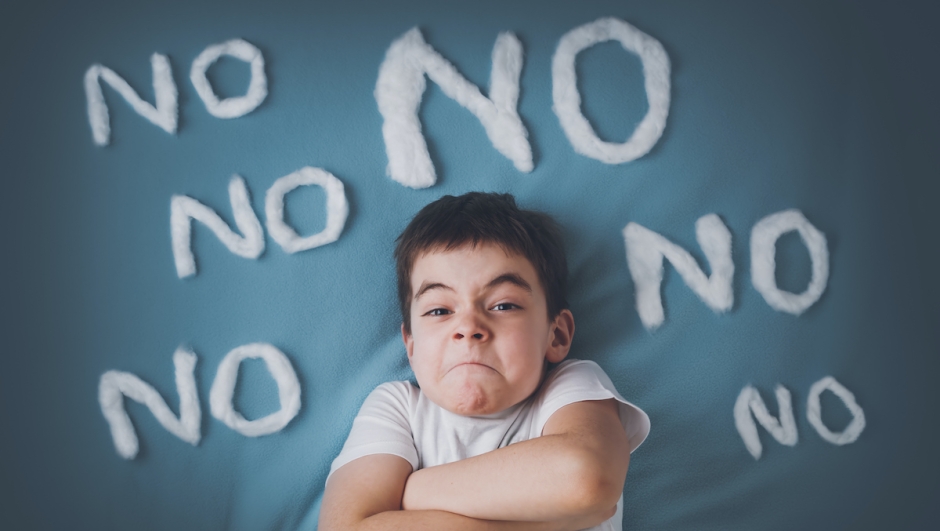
[{"xmin": 443, "ymin": 382, "xmax": 501, "ymax": 416}]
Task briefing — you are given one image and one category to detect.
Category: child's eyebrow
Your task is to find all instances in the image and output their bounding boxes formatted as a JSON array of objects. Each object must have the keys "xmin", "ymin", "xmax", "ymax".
[
  {"xmin": 486, "ymin": 273, "xmax": 532, "ymax": 293},
  {"xmin": 414, "ymin": 282, "xmax": 453, "ymax": 301},
  {"xmin": 413, "ymin": 273, "xmax": 532, "ymax": 302}
]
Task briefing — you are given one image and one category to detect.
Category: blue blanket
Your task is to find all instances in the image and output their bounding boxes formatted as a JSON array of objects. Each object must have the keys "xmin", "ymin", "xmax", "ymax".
[{"xmin": 1, "ymin": 0, "xmax": 938, "ymax": 529}]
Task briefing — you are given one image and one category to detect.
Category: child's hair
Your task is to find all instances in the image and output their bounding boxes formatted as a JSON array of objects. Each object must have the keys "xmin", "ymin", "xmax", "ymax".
[{"xmin": 395, "ymin": 192, "xmax": 568, "ymax": 334}]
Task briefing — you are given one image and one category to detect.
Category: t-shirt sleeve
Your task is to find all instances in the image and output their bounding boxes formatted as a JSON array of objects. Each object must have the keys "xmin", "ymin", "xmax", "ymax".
[
  {"xmin": 534, "ymin": 359, "xmax": 651, "ymax": 453},
  {"xmin": 327, "ymin": 381, "xmax": 420, "ymax": 480}
]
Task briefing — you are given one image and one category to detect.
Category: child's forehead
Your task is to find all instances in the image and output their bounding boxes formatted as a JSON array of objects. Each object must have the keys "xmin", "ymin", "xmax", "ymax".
[
  {"xmin": 414, "ymin": 241, "xmax": 530, "ymax": 268},
  {"xmin": 409, "ymin": 242, "xmax": 541, "ymax": 286}
]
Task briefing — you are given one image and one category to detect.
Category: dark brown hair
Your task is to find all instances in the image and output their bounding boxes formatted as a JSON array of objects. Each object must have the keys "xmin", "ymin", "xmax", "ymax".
[{"xmin": 395, "ymin": 192, "xmax": 568, "ymax": 333}]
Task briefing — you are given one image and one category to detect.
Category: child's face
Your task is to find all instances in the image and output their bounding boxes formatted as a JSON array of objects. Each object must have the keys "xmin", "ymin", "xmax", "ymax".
[{"xmin": 402, "ymin": 243, "xmax": 574, "ymax": 416}]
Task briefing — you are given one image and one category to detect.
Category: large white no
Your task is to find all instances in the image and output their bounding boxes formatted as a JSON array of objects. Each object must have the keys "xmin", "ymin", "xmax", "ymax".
[
  {"xmin": 375, "ymin": 17, "xmax": 671, "ymax": 188},
  {"xmin": 98, "ymin": 343, "xmax": 301, "ymax": 459}
]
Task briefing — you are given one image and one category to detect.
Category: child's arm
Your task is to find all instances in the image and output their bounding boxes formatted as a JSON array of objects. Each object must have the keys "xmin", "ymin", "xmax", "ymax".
[
  {"xmin": 400, "ymin": 398, "xmax": 630, "ymax": 522},
  {"xmin": 318, "ymin": 453, "xmax": 614, "ymax": 531}
]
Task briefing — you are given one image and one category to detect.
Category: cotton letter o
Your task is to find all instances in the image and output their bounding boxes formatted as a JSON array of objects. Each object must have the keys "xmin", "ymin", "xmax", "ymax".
[
  {"xmin": 209, "ymin": 343, "xmax": 301, "ymax": 437},
  {"xmin": 552, "ymin": 17, "xmax": 671, "ymax": 164},
  {"xmin": 806, "ymin": 376, "xmax": 866, "ymax": 446},
  {"xmin": 264, "ymin": 167, "xmax": 349, "ymax": 254},
  {"xmin": 190, "ymin": 38, "xmax": 267, "ymax": 118},
  {"xmin": 750, "ymin": 209, "xmax": 829, "ymax": 315}
]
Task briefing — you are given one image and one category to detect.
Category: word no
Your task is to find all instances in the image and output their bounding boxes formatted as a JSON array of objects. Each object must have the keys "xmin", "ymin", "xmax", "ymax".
[
  {"xmin": 734, "ymin": 377, "xmax": 866, "ymax": 459},
  {"xmin": 86, "ymin": 39, "xmax": 267, "ymax": 146},
  {"xmin": 172, "ymin": 166, "xmax": 348, "ymax": 278},
  {"xmin": 85, "ymin": 18, "xmax": 671, "ymax": 188},
  {"xmin": 624, "ymin": 210, "xmax": 828, "ymax": 330},
  {"xmin": 99, "ymin": 343, "xmax": 300, "ymax": 459}
]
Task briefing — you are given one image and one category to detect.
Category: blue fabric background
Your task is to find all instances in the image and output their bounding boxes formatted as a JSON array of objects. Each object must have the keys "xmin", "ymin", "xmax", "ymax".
[{"xmin": 1, "ymin": 0, "xmax": 938, "ymax": 529}]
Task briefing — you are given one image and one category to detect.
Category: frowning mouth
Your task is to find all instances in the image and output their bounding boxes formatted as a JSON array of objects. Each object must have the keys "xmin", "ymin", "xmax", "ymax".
[{"xmin": 447, "ymin": 362, "xmax": 496, "ymax": 374}]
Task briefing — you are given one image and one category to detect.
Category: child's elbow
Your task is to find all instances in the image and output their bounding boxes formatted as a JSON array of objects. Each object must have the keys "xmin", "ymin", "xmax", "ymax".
[
  {"xmin": 570, "ymin": 471, "xmax": 624, "ymax": 515},
  {"xmin": 558, "ymin": 447, "xmax": 628, "ymax": 516}
]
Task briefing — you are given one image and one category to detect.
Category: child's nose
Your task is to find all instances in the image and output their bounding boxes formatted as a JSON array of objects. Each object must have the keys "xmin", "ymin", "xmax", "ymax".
[{"xmin": 453, "ymin": 311, "xmax": 489, "ymax": 341}]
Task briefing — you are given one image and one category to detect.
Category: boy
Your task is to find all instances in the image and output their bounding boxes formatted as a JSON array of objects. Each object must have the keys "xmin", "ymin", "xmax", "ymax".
[{"xmin": 320, "ymin": 193, "xmax": 649, "ymax": 531}]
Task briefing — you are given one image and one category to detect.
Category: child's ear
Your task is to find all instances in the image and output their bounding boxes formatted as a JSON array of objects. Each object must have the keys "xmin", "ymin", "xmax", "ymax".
[
  {"xmin": 401, "ymin": 323, "xmax": 414, "ymax": 359},
  {"xmin": 545, "ymin": 309, "xmax": 575, "ymax": 363}
]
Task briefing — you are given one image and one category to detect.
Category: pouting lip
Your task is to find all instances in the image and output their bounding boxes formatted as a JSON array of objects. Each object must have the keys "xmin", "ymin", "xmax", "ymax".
[{"xmin": 446, "ymin": 361, "xmax": 497, "ymax": 375}]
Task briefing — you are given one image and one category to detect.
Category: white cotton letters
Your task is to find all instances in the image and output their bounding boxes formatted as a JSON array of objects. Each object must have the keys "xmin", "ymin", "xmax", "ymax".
[
  {"xmin": 623, "ymin": 214, "xmax": 733, "ymax": 330},
  {"xmin": 806, "ymin": 376, "xmax": 866, "ymax": 445},
  {"xmin": 190, "ymin": 38, "xmax": 268, "ymax": 118},
  {"xmin": 209, "ymin": 343, "xmax": 301, "ymax": 437},
  {"xmin": 85, "ymin": 53, "xmax": 178, "ymax": 146},
  {"xmin": 90, "ymin": 27, "xmax": 676, "ymax": 170},
  {"xmin": 98, "ymin": 347, "xmax": 200, "ymax": 460},
  {"xmin": 733, "ymin": 384, "xmax": 798, "ymax": 460},
  {"xmin": 264, "ymin": 167, "xmax": 348, "ymax": 253},
  {"xmin": 623, "ymin": 209, "xmax": 829, "ymax": 328},
  {"xmin": 552, "ymin": 17, "xmax": 670, "ymax": 164},
  {"xmin": 86, "ymin": 38, "xmax": 265, "ymax": 145},
  {"xmin": 750, "ymin": 209, "xmax": 829, "ymax": 315},
  {"xmin": 375, "ymin": 28, "xmax": 532, "ymax": 188},
  {"xmin": 734, "ymin": 379, "xmax": 866, "ymax": 459},
  {"xmin": 171, "ymin": 175, "xmax": 265, "ymax": 279},
  {"xmin": 100, "ymin": 344, "xmax": 302, "ymax": 459},
  {"xmin": 170, "ymin": 169, "xmax": 349, "ymax": 278}
]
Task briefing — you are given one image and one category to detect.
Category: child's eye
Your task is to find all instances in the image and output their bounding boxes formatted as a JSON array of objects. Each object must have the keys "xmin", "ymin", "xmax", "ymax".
[
  {"xmin": 424, "ymin": 308, "xmax": 451, "ymax": 317},
  {"xmin": 491, "ymin": 303, "xmax": 519, "ymax": 311}
]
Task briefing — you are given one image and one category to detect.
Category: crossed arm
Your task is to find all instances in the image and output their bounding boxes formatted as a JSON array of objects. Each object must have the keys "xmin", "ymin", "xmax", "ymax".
[{"xmin": 318, "ymin": 399, "xmax": 630, "ymax": 531}]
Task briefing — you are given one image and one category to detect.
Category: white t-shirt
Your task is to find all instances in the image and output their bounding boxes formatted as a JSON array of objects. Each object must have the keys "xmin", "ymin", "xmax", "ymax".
[{"xmin": 329, "ymin": 359, "xmax": 651, "ymax": 531}]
